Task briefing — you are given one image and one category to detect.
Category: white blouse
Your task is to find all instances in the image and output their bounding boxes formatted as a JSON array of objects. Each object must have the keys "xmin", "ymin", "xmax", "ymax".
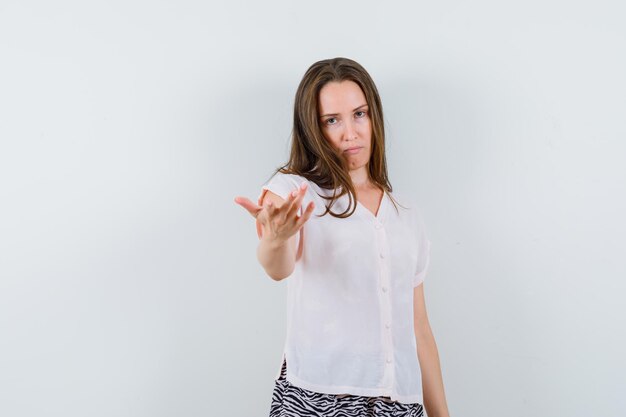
[{"xmin": 257, "ymin": 172, "xmax": 431, "ymax": 405}]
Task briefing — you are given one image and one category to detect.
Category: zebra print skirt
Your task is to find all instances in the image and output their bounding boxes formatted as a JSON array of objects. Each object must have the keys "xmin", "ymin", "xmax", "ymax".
[{"xmin": 268, "ymin": 357, "xmax": 424, "ymax": 416}]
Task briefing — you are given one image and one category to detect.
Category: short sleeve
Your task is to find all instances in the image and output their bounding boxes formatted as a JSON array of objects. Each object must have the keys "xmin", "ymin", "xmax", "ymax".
[
  {"xmin": 257, "ymin": 172, "xmax": 304, "ymax": 206},
  {"xmin": 412, "ymin": 206, "xmax": 432, "ymax": 287}
]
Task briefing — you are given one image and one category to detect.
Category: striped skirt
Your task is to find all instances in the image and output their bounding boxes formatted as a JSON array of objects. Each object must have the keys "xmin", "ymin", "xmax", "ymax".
[{"xmin": 268, "ymin": 357, "xmax": 424, "ymax": 416}]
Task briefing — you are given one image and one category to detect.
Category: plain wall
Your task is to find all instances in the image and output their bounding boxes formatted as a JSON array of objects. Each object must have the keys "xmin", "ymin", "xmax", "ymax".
[{"xmin": 1, "ymin": 1, "xmax": 625, "ymax": 416}]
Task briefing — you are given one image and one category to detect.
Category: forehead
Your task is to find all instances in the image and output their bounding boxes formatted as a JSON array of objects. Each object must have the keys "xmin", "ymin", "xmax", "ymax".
[{"xmin": 318, "ymin": 80, "xmax": 366, "ymax": 113}]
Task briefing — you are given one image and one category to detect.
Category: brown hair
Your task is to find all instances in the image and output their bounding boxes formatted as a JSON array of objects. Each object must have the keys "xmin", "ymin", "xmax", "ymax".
[{"xmin": 269, "ymin": 57, "xmax": 405, "ymax": 218}]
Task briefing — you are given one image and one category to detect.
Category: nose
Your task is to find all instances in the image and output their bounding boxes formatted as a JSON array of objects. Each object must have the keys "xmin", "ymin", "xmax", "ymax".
[{"xmin": 342, "ymin": 119, "xmax": 358, "ymax": 141}]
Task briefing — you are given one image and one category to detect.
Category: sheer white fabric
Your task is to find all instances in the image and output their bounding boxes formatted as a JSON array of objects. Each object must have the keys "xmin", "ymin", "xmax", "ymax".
[{"xmin": 257, "ymin": 172, "xmax": 431, "ymax": 405}]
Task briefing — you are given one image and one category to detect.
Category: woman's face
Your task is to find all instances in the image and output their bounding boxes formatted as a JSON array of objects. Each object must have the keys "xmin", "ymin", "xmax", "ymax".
[{"xmin": 318, "ymin": 80, "xmax": 372, "ymax": 172}]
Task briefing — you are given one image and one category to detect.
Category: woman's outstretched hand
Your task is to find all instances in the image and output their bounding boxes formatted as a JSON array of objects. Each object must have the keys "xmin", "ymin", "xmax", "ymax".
[{"xmin": 234, "ymin": 182, "xmax": 315, "ymax": 243}]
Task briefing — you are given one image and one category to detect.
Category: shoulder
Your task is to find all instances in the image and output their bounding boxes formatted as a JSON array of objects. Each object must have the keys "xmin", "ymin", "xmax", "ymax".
[
  {"xmin": 277, "ymin": 172, "xmax": 310, "ymax": 185},
  {"xmin": 263, "ymin": 171, "xmax": 310, "ymax": 187},
  {"xmin": 258, "ymin": 171, "xmax": 312, "ymax": 205},
  {"xmin": 388, "ymin": 189, "xmax": 426, "ymax": 224},
  {"xmin": 387, "ymin": 188, "xmax": 420, "ymax": 212}
]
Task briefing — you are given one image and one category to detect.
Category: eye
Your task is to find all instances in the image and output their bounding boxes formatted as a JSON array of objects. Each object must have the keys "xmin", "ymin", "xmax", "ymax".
[
  {"xmin": 355, "ymin": 110, "xmax": 367, "ymax": 117},
  {"xmin": 325, "ymin": 117, "xmax": 337, "ymax": 125}
]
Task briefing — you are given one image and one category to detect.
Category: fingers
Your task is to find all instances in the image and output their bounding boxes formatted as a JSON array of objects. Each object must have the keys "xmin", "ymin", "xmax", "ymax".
[
  {"xmin": 294, "ymin": 200, "xmax": 316, "ymax": 228},
  {"xmin": 235, "ymin": 181, "xmax": 309, "ymax": 223},
  {"xmin": 285, "ymin": 182, "xmax": 308, "ymax": 220},
  {"xmin": 234, "ymin": 195, "xmax": 268, "ymax": 219},
  {"xmin": 234, "ymin": 196, "xmax": 258, "ymax": 215}
]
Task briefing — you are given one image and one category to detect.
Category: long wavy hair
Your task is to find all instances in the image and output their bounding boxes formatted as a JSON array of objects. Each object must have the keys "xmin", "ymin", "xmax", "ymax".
[{"xmin": 269, "ymin": 57, "xmax": 405, "ymax": 218}]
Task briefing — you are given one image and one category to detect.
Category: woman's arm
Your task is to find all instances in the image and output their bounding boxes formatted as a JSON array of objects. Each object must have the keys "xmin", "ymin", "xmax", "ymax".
[
  {"xmin": 256, "ymin": 190, "xmax": 299, "ymax": 281},
  {"xmin": 413, "ymin": 283, "xmax": 451, "ymax": 417}
]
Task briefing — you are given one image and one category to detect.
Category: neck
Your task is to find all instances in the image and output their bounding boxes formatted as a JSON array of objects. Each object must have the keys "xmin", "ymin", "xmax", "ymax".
[{"xmin": 349, "ymin": 166, "xmax": 372, "ymax": 189}]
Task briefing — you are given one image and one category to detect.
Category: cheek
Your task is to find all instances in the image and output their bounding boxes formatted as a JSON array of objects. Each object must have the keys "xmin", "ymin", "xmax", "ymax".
[
  {"xmin": 359, "ymin": 118, "xmax": 372, "ymax": 133},
  {"xmin": 323, "ymin": 132, "xmax": 342, "ymax": 149},
  {"xmin": 359, "ymin": 122, "xmax": 372, "ymax": 141}
]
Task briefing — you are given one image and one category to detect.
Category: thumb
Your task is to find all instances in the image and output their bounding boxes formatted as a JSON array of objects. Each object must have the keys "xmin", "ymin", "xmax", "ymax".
[{"xmin": 234, "ymin": 196, "xmax": 264, "ymax": 218}]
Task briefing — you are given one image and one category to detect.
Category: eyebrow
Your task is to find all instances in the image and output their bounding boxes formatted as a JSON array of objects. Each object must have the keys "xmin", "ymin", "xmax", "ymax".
[{"xmin": 320, "ymin": 104, "xmax": 368, "ymax": 118}]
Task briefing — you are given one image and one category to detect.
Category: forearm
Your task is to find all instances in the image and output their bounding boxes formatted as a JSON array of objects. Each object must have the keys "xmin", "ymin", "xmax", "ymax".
[
  {"xmin": 416, "ymin": 326, "xmax": 450, "ymax": 417},
  {"xmin": 257, "ymin": 235, "xmax": 296, "ymax": 281}
]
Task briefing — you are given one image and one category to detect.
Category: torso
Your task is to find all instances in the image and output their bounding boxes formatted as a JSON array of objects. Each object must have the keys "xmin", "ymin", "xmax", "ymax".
[{"xmin": 259, "ymin": 172, "xmax": 429, "ymax": 403}]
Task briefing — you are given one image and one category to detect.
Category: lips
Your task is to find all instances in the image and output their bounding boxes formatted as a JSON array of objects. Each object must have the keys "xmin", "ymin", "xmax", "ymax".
[{"xmin": 344, "ymin": 146, "xmax": 363, "ymax": 154}]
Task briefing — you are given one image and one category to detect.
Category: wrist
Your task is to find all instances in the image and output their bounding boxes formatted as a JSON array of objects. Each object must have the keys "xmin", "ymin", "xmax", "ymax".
[{"xmin": 261, "ymin": 234, "xmax": 289, "ymax": 250}]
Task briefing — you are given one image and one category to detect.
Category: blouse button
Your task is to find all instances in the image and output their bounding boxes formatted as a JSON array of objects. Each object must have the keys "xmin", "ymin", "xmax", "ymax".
[
  {"xmin": 386, "ymin": 358, "xmax": 392, "ymax": 364},
  {"xmin": 385, "ymin": 323, "xmax": 391, "ymax": 329},
  {"xmin": 382, "ymin": 286, "xmax": 387, "ymax": 292},
  {"xmin": 375, "ymin": 223, "xmax": 382, "ymax": 229},
  {"xmin": 379, "ymin": 252, "xmax": 385, "ymax": 258}
]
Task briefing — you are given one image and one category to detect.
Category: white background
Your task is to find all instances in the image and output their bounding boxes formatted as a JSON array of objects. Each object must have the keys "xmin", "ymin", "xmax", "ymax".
[{"xmin": 1, "ymin": 1, "xmax": 625, "ymax": 416}]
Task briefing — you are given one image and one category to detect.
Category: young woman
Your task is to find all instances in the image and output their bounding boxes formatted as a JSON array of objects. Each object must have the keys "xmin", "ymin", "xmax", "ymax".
[{"xmin": 235, "ymin": 57, "xmax": 450, "ymax": 417}]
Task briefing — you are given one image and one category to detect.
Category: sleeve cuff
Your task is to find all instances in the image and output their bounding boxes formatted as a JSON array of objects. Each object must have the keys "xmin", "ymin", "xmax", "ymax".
[{"xmin": 413, "ymin": 239, "xmax": 431, "ymax": 287}]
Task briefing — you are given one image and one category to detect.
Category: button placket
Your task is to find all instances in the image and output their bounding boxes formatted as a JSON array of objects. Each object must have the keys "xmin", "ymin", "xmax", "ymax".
[{"xmin": 375, "ymin": 219, "xmax": 395, "ymax": 388}]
